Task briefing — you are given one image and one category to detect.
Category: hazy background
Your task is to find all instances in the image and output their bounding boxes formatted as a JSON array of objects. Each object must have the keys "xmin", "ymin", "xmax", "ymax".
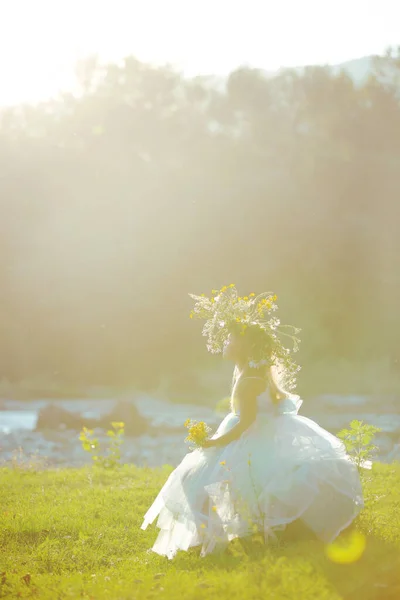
[{"xmin": 0, "ymin": 1, "xmax": 399, "ymax": 403}]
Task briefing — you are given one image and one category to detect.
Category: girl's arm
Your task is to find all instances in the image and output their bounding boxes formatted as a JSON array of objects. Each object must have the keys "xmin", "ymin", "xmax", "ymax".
[{"xmin": 202, "ymin": 378, "xmax": 264, "ymax": 448}]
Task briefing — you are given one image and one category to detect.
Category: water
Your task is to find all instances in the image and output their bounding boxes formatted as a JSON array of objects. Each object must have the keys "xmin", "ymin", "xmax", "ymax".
[
  {"xmin": 309, "ymin": 411, "xmax": 400, "ymax": 434},
  {"xmin": 0, "ymin": 396, "xmax": 399, "ymax": 467},
  {"xmin": 0, "ymin": 397, "xmax": 221, "ymax": 468},
  {"xmin": 1, "ymin": 404, "xmax": 399, "ymax": 435},
  {"xmin": 0, "ymin": 410, "xmax": 37, "ymax": 434},
  {"xmin": 0, "ymin": 396, "xmax": 219, "ymax": 432}
]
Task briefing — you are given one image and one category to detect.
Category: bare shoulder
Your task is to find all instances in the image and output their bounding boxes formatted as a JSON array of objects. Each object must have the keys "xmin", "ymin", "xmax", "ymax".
[
  {"xmin": 234, "ymin": 376, "xmax": 267, "ymax": 399},
  {"xmin": 233, "ymin": 376, "xmax": 266, "ymax": 424}
]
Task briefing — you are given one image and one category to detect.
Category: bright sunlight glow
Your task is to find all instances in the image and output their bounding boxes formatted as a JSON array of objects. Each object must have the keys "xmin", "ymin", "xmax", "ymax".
[{"xmin": 0, "ymin": 0, "xmax": 399, "ymax": 106}]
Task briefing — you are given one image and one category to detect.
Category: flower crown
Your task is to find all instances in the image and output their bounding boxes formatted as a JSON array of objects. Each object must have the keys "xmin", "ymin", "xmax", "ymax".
[{"xmin": 189, "ymin": 284, "xmax": 301, "ymax": 391}]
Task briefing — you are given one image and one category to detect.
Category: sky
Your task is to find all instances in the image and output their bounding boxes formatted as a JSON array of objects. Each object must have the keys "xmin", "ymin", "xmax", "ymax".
[{"xmin": 0, "ymin": 0, "xmax": 399, "ymax": 106}]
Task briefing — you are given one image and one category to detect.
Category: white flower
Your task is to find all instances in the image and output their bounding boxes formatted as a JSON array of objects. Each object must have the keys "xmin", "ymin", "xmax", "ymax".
[{"xmin": 249, "ymin": 361, "xmax": 257, "ymax": 368}]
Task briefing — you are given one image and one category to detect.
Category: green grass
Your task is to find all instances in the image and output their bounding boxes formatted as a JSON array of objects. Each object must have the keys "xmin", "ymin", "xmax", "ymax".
[{"xmin": 1, "ymin": 463, "xmax": 400, "ymax": 600}]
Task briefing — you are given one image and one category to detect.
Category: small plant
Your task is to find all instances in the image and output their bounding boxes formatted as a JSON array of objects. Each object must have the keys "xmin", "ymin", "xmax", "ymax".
[
  {"xmin": 79, "ymin": 421, "xmax": 125, "ymax": 468},
  {"xmin": 337, "ymin": 420, "xmax": 381, "ymax": 470}
]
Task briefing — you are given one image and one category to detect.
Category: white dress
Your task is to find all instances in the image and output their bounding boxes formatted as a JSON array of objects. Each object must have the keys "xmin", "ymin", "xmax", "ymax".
[{"xmin": 141, "ymin": 380, "xmax": 364, "ymax": 559}]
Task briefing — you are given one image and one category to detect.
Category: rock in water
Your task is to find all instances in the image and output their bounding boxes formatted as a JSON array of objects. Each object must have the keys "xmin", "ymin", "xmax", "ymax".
[
  {"xmin": 99, "ymin": 400, "xmax": 148, "ymax": 436},
  {"xmin": 35, "ymin": 400, "xmax": 149, "ymax": 436},
  {"xmin": 35, "ymin": 404, "xmax": 96, "ymax": 431}
]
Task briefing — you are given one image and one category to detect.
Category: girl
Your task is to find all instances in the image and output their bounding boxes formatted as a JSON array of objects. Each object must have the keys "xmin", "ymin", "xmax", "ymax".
[{"xmin": 141, "ymin": 287, "xmax": 364, "ymax": 558}]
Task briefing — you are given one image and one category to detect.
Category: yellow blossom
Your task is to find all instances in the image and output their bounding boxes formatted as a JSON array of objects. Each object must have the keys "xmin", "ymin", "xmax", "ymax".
[
  {"xmin": 220, "ymin": 460, "xmax": 226, "ymax": 466},
  {"xmin": 184, "ymin": 420, "xmax": 211, "ymax": 447},
  {"xmin": 212, "ymin": 506, "xmax": 218, "ymax": 512}
]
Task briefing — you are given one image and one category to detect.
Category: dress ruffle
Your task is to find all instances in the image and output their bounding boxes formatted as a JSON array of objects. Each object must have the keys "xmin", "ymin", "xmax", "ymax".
[{"xmin": 141, "ymin": 390, "xmax": 364, "ymax": 559}]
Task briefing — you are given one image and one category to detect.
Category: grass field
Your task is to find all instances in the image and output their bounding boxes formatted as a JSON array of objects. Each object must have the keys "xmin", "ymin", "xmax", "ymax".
[{"xmin": 1, "ymin": 462, "xmax": 400, "ymax": 599}]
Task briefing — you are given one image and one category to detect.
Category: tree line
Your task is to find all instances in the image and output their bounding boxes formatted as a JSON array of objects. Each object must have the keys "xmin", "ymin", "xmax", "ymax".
[{"xmin": 1, "ymin": 48, "xmax": 399, "ymax": 398}]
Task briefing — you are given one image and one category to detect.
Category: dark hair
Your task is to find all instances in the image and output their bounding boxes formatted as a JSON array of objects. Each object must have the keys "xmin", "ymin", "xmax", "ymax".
[{"xmin": 228, "ymin": 322, "xmax": 273, "ymax": 364}]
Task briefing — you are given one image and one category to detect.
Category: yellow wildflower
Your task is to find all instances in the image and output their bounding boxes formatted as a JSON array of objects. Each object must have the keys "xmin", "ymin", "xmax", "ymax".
[
  {"xmin": 220, "ymin": 460, "xmax": 226, "ymax": 466},
  {"xmin": 184, "ymin": 420, "xmax": 211, "ymax": 447},
  {"xmin": 212, "ymin": 506, "xmax": 218, "ymax": 512}
]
